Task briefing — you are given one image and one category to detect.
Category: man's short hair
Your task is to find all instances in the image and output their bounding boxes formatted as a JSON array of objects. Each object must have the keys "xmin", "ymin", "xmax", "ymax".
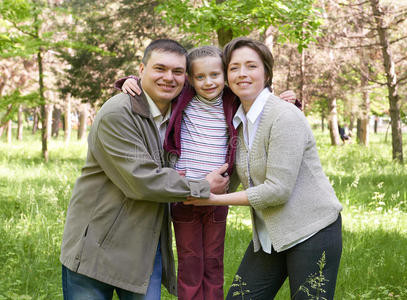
[{"xmin": 142, "ymin": 39, "xmax": 188, "ymax": 65}]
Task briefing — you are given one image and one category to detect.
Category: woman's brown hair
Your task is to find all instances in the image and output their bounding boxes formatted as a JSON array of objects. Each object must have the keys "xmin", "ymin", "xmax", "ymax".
[{"xmin": 223, "ymin": 37, "xmax": 274, "ymax": 88}]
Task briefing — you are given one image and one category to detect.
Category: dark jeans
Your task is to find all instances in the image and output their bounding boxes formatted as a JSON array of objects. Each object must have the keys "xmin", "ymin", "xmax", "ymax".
[{"xmin": 226, "ymin": 214, "xmax": 342, "ymax": 300}]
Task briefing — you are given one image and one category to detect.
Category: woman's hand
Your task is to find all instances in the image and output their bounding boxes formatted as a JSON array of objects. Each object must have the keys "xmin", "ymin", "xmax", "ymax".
[
  {"xmin": 184, "ymin": 194, "xmax": 217, "ymax": 206},
  {"xmin": 122, "ymin": 78, "xmax": 142, "ymax": 96},
  {"xmin": 184, "ymin": 190, "xmax": 250, "ymax": 206}
]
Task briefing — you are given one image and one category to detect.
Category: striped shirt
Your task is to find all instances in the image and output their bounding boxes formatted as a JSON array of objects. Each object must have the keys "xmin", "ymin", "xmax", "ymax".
[{"xmin": 175, "ymin": 94, "xmax": 228, "ymax": 180}]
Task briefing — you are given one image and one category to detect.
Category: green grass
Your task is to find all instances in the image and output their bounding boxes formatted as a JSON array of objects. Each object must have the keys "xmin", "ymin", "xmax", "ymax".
[{"xmin": 0, "ymin": 129, "xmax": 406, "ymax": 299}]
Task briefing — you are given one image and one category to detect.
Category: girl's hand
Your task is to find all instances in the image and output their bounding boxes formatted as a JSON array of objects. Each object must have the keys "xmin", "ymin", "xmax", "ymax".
[
  {"xmin": 122, "ymin": 78, "xmax": 142, "ymax": 96},
  {"xmin": 279, "ymin": 90, "xmax": 297, "ymax": 104}
]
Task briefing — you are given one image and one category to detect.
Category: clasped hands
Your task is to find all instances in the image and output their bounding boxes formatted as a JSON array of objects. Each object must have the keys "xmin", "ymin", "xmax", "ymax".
[{"xmin": 183, "ymin": 163, "xmax": 229, "ymax": 206}]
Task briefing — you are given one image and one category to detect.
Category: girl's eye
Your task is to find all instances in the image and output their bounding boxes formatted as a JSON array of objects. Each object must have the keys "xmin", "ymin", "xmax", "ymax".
[
  {"xmin": 248, "ymin": 65, "xmax": 257, "ymax": 69},
  {"xmin": 229, "ymin": 67, "xmax": 238, "ymax": 71},
  {"xmin": 211, "ymin": 73, "xmax": 220, "ymax": 78},
  {"xmin": 195, "ymin": 75, "xmax": 204, "ymax": 80}
]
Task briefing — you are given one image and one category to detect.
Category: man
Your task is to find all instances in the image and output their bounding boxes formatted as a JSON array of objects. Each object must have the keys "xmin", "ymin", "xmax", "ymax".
[{"xmin": 60, "ymin": 39, "xmax": 229, "ymax": 300}]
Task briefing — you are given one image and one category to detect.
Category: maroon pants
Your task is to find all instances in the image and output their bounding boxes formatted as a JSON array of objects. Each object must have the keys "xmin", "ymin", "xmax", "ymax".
[{"xmin": 171, "ymin": 203, "xmax": 228, "ymax": 300}]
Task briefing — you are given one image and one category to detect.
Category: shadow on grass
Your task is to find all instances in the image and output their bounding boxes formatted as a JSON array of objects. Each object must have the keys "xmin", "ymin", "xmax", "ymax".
[{"xmin": 3, "ymin": 155, "xmax": 86, "ymax": 166}]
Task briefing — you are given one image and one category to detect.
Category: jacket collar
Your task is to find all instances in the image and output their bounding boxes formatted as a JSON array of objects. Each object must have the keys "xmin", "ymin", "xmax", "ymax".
[{"xmin": 128, "ymin": 79, "xmax": 153, "ymax": 118}]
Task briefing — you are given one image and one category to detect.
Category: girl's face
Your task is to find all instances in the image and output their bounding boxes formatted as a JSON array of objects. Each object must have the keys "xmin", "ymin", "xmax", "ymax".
[
  {"xmin": 227, "ymin": 46, "xmax": 267, "ymax": 104},
  {"xmin": 189, "ymin": 56, "xmax": 225, "ymax": 101}
]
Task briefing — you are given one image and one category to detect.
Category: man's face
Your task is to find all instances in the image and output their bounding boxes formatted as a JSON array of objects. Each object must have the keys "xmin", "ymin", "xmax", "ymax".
[{"xmin": 139, "ymin": 50, "xmax": 186, "ymax": 113}]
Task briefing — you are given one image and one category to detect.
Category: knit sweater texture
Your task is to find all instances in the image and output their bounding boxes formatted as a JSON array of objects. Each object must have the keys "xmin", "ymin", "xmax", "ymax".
[{"xmin": 234, "ymin": 94, "xmax": 342, "ymax": 253}]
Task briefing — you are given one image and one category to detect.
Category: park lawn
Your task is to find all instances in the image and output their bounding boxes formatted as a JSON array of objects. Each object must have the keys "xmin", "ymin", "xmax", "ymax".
[{"xmin": 0, "ymin": 129, "xmax": 406, "ymax": 299}]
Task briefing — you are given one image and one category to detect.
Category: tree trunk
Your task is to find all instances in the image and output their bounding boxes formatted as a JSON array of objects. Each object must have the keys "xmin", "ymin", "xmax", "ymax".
[
  {"xmin": 321, "ymin": 114, "xmax": 325, "ymax": 131},
  {"xmin": 38, "ymin": 49, "xmax": 48, "ymax": 162},
  {"xmin": 216, "ymin": 27, "xmax": 233, "ymax": 47},
  {"xmin": 299, "ymin": 50, "xmax": 306, "ymax": 109},
  {"xmin": 328, "ymin": 97, "xmax": 341, "ymax": 146},
  {"xmin": 374, "ymin": 116, "xmax": 379, "ymax": 134},
  {"xmin": 77, "ymin": 103, "xmax": 88, "ymax": 141},
  {"xmin": 285, "ymin": 49, "xmax": 294, "ymax": 91},
  {"xmin": 7, "ymin": 119, "xmax": 12, "ymax": 144},
  {"xmin": 52, "ymin": 107, "xmax": 62, "ymax": 138},
  {"xmin": 357, "ymin": 118, "xmax": 362, "ymax": 143},
  {"xmin": 215, "ymin": 0, "xmax": 233, "ymax": 46},
  {"xmin": 46, "ymin": 104, "xmax": 54, "ymax": 139},
  {"xmin": 359, "ymin": 72, "xmax": 370, "ymax": 146},
  {"xmin": 32, "ymin": 107, "xmax": 40, "ymax": 134},
  {"xmin": 17, "ymin": 105, "xmax": 23, "ymax": 141},
  {"xmin": 64, "ymin": 96, "xmax": 72, "ymax": 143},
  {"xmin": 370, "ymin": 0, "xmax": 403, "ymax": 163}
]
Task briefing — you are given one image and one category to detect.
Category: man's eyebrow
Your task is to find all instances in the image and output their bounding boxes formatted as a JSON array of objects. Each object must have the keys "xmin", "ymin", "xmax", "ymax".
[{"xmin": 152, "ymin": 63, "xmax": 185, "ymax": 71}]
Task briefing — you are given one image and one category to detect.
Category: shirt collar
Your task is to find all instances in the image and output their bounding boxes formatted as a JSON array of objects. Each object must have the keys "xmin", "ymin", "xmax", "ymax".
[
  {"xmin": 233, "ymin": 88, "xmax": 271, "ymax": 128},
  {"xmin": 233, "ymin": 105, "xmax": 246, "ymax": 129},
  {"xmin": 144, "ymin": 90, "xmax": 172, "ymax": 123},
  {"xmin": 246, "ymin": 88, "xmax": 271, "ymax": 123}
]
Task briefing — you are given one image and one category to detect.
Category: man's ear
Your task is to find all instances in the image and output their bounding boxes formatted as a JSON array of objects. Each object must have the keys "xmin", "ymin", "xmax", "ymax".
[{"xmin": 139, "ymin": 63, "xmax": 145, "ymax": 78}]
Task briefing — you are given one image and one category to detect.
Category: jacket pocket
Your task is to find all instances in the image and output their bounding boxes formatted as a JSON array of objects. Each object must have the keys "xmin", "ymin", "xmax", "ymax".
[{"xmin": 97, "ymin": 201, "xmax": 127, "ymax": 249}]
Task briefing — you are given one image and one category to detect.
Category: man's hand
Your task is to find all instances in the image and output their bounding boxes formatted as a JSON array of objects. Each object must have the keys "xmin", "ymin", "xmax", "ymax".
[
  {"xmin": 122, "ymin": 78, "xmax": 142, "ymax": 96},
  {"xmin": 205, "ymin": 163, "xmax": 229, "ymax": 194},
  {"xmin": 279, "ymin": 90, "xmax": 297, "ymax": 104},
  {"xmin": 177, "ymin": 170, "xmax": 186, "ymax": 177}
]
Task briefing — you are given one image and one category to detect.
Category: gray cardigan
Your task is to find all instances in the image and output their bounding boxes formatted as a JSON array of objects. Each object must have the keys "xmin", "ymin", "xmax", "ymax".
[{"xmin": 235, "ymin": 94, "xmax": 342, "ymax": 252}]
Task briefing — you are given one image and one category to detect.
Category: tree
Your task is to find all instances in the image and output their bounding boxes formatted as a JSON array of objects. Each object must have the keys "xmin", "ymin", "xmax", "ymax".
[
  {"xmin": 0, "ymin": 0, "xmax": 71, "ymax": 160},
  {"xmin": 369, "ymin": 0, "xmax": 405, "ymax": 163},
  {"xmin": 58, "ymin": 0, "xmax": 170, "ymax": 107},
  {"xmin": 157, "ymin": 0, "xmax": 323, "ymax": 48}
]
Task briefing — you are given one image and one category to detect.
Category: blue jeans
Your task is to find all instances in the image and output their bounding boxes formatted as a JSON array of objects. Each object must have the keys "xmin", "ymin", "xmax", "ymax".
[
  {"xmin": 226, "ymin": 214, "xmax": 342, "ymax": 300},
  {"xmin": 62, "ymin": 242, "xmax": 162, "ymax": 300}
]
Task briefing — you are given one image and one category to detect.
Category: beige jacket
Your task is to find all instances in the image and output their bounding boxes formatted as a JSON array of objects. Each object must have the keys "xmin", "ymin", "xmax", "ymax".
[
  {"xmin": 60, "ymin": 92, "xmax": 210, "ymax": 295},
  {"xmin": 235, "ymin": 94, "xmax": 342, "ymax": 252}
]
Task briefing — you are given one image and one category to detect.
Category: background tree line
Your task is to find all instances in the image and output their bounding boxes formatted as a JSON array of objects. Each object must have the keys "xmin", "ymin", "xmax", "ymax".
[{"xmin": 1, "ymin": 0, "xmax": 406, "ymax": 162}]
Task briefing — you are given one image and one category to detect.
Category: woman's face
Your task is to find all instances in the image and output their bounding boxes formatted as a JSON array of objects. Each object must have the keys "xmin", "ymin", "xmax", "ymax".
[{"xmin": 227, "ymin": 46, "xmax": 266, "ymax": 103}]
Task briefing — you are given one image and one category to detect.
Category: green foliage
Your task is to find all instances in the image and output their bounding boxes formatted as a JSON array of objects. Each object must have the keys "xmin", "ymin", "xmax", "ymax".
[
  {"xmin": 0, "ymin": 91, "xmax": 39, "ymax": 125},
  {"xmin": 231, "ymin": 275, "xmax": 251, "ymax": 299},
  {"xmin": 0, "ymin": 91, "xmax": 39, "ymax": 110},
  {"xmin": 58, "ymin": 0, "xmax": 169, "ymax": 106},
  {"xmin": 0, "ymin": 0, "xmax": 47, "ymax": 58},
  {"xmin": 156, "ymin": 0, "xmax": 323, "ymax": 50}
]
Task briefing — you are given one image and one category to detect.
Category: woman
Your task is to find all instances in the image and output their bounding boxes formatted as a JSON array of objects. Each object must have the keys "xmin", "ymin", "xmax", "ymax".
[{"xmin": 185, "ymin": 37, "xmax": 343, "ymax": 300}]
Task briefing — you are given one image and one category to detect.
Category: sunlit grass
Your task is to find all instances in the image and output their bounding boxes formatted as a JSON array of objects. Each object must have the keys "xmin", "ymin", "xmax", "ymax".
[{"xmin": 1, "ymin": 129, "xmax": 406, "ymax": 299}]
